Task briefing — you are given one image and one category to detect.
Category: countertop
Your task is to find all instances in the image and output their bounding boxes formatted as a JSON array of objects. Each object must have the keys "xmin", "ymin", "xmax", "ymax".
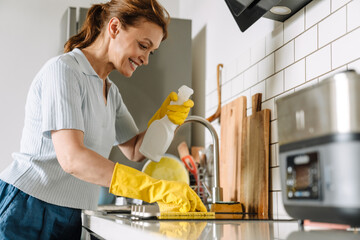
[{"xmin": 82, "ymin": 210, "xmax": 360, "ymax": 240}]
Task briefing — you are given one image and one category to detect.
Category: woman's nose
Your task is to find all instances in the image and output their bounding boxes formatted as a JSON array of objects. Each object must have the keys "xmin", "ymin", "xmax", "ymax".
[{"xmin": 140, "ymin": 52, "xmax": 150, "ymax": 66}]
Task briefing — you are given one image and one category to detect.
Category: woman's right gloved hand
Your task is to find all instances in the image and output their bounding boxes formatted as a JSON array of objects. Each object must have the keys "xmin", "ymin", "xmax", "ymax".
[
  {"xmin": 147, "ymin": 92, "xmax": 194, "ymax": 128},
  {"xmin": 109, "ymin": 163, "xmax": 207, "ymax": 213}
]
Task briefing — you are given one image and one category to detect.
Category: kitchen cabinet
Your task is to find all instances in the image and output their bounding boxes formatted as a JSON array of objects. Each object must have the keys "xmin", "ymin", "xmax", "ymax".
[{"xmin": 82, "ymin": 210, "xmax": 359, "ymax": 240}]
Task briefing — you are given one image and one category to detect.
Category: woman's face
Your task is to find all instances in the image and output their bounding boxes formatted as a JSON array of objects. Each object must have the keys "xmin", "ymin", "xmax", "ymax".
[{"xmin": 109, "ymin": 18, "xmax": 164, "ymax": 77}]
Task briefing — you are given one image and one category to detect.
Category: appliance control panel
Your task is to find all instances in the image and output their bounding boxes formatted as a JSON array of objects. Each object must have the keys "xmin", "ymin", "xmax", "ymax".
[{"xmin": 286, "ymin": 152, "xmax": 321, "ymax": 200}]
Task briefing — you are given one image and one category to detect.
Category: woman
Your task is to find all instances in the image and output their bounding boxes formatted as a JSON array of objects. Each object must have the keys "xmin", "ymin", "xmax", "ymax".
[{"xmin": 0, "ymin": 0, "xmax": 206, "ymax": 239}]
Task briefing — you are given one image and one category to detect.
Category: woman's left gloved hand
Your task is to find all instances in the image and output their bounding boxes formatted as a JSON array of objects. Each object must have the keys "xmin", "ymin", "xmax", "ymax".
[
  {"xmin": 147, "ymin": 92, "xmax": 194, "ymax": 128},
  {"xmin": 109, "ymin": 163, "xmax": 207, "ymax": 213}
]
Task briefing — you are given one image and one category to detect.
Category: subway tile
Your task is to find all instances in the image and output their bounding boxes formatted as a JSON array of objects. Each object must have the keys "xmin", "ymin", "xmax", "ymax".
[
  {"xmin": 348, "ymin": 58, "xmax": 360, "ymax": 73},
  {"xmin": 348, "ymin": 0, "xmax": 360, "ymax": 32},
  {"xmin": 285, "ymin": 59, "xmax": 306, "ymax": 91},
  {"xmin": 231, "ymin": 73, "xmax": 244, "ymax": 96},
  {"xmin": 262, "ymin": 98, "xmax": 275, "ymax": 120},
  {"xmin": 295, "ymin": 26, "xmax": 317, "ymax": 61},
  {"xmin": 246, "ymin": 107, "xmax": 252, "ymax": 117},
  {"xmin": 221, "ymin": 81, "xmax": 232, "ymax": 103},
  {"xmin": 275, "ymin": 41, "xmax": 294, "ymax": 72},
  {"xmin": 277, "ymin": 192, "xmax": 294, "ymax": 220},
  {"xmin": 284, "ymin": 9, "xmax": 305, "ymax": 43},
  {"xmin": 241, "ymin": 89, "xmax": 251, "ymax": 109},
  {"xmin": 224, "ymin": 60, "xmax": 238, "ymax": 83},
  {"xmin": 332, "ymin": 28, "xmax": 360, "ymax": 69},
  {"xmin": 266, "ymin": 71, "xmax": 284, "ymax": 99},
  {"xmin": 244, "ymin": 64, "xmax": 258, "ymax": 89},
  {"xmin": 266, "ymin": 24, "xmax": 284, "ymax": 55},
  {"xmin": 295, "ymin": 78, "xmax": 319, "ymax": 91},
  {"xmin": 258, "ymin": 53, "xmax": 275, "ymax": 81},
  {"xmin": 237, "ymin": 49, "xmax": 251, "ymax": 73},
  {"xmin": 270, "ymin": 143, "xmax": 279, "ymax": 167},
  {"xmin": 305, "ymin": 0, "xmax": 331, "ymax": 29},
  {"xmin": 332, "ymin": 0, "xmax": 351, "ymax": 12},
  {"xmin": 271, "ymin": 192, "xmax": 278, "ymax": 219},
  {"xmin": 319, "ymin": 66, "xmax": 347, "ymax": 82},
  {"xmin": 271, "ymin": 120, "xmax": 279, "ymax": 144},
  {"xmin": 271, "ymin": 167, "xmax": 281, "ymax": 190},
  {"xmin": 319, "ymin": 6, "xmax": 346, "ymax": 48},
  {"xmin": 208, "ymin": 90, "xmax": 218, "ymax": 110},
  {"xmin": 306, "ymin": 45, "xmax": 331, "ymax": 80},
  {"xmin": 250, "ymin": 81, "xmax": 266, "ymax": 102},
  {"xmin": 250, "ymin": 38, "xmax": 266, "ymax": 65},
  {"xmin": 206, "ymin": 74, "xmax": 217, "ymax": 94}
]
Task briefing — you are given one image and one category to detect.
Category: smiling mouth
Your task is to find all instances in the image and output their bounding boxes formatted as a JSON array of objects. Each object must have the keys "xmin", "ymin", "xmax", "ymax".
[{"xmin": 129, "ymin": 59, "xmax": 139, "ymax": 71}]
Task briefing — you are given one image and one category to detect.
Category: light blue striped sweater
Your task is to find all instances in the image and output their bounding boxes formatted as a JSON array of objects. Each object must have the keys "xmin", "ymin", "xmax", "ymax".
[{"xmin": 0, "ymin": 48, "xmax": 139, "ymax": 210}]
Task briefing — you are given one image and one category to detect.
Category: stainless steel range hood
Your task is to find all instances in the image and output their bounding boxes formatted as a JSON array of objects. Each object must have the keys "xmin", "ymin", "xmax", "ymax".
[{"xmin": 225, "ymin": 0, "xmax": 313, "ymax": 32}]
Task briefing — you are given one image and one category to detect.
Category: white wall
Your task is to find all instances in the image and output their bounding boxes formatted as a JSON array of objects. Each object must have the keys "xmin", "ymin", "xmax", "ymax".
[{"xmin": 179, "ymin": 0, "xmax": 360, "ymax": 220}]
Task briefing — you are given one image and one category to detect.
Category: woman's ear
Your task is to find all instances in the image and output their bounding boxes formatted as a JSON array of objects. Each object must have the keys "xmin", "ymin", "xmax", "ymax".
[{"xmin": 108, "ymin": 17, "xmax": 121, "ymax": 38}]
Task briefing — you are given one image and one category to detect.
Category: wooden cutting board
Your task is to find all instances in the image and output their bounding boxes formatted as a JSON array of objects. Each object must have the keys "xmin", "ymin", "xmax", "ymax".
[
  {"xmin": 219, "ymin": 96, "xmax": 247, "ymax": 202},
  {"xmin": 240, "ymin": 93, "xmax": 270, "ymax": 218}
]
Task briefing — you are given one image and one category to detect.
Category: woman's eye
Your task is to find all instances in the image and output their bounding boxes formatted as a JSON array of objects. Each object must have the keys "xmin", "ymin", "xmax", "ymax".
[{"xmin": 139, "ymin": 43, "xmax": 148, "ymax": 50}]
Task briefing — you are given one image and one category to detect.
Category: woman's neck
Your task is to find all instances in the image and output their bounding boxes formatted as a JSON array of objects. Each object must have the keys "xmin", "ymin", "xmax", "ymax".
[{"xmin": 82, "ymin": 38, "xmax": 113, "ymax": 80}]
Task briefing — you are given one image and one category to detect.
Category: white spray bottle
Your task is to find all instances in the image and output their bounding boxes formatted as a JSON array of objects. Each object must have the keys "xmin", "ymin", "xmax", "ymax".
[{"xmin": 139, "ymin": 85, "xmax": 194, "ymax": 162}]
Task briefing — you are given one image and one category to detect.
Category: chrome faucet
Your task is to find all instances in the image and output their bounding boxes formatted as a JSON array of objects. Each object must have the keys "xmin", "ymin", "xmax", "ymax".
[{"xmin": 176, "ymin": 116, "xmax": 223, "ymax": 203}]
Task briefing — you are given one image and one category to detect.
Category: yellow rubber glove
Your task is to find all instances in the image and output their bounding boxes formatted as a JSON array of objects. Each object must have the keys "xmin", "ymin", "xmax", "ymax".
[
  {"xmin": 109, "ymin": 163, "xmax": 207, "ymax": 213},
  {"xmin": 148, "ymin": 92, "xmax": 194, "ymax": 128}
]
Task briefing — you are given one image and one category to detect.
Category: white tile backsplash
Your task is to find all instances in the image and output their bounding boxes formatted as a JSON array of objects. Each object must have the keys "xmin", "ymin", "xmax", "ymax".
[
  {"xmin": 305, "ymin": 0, "xmax": 331, "ymax": 29},
  {"xmin": 262, "ymin": 98, "xmax": 275, "ymax": 120},
  {"xmin": 318, "ymin": 6, "xmax": 347, "ymax": 47},
  {"xmin": 348, "ymin": 58, "xmax": 360, "ymax": 73},
  {"xmin": 231, "ymin": 73, "xmax": 244, "ymax": 96},
  {"xmin": 332, "ymin": 27, "xmax": 360, "ymax": 69},
  {"xmin": 284, "ymin": 9, "xmax": 305, "ymax": 43},
  {"xmin": 270, "ymin": 120, "xmax": 278, "ymax": 144},
  {"xmin": 258, "ymin": 53, "xmax": 275, "ymax": 81},
  {"xmin": 332, "ymin": 0, "xmax": 352, "ymax": 12},
  {"xmin": 295, "ymin": 25, "xmax": 317, "ymax": 61},
  {"xmin": 251, "ymin": 38, "xmax": 266, "ymax": 65},
  {"xmin": 237, "ymin": 49, "xmax": 251, "ymax": 73},
  {"xmin": 348, "ymin": 0, "xmax": 360, "ymax": 31},
  {"xmin": 284, "ymin": 59, "xmax": 306, "ymax": 91},
  {"xmin": 244, "ymin": 64, "xmax": 258, "ymax": 89},
  {"xmin": 206, "ymin": 74, "xmax": 217, "ymax": 94},
  {"xmin": 275, "ymin": 41, "xmax": 295, "ymax": 72},
  {"xmin": 221, "ymin": 81, "xmax": 231, "ymax": 103},
  {"xmin": 270, "ymin": 167, "xmax": 281, "ymax": 191},
  {"xmin": 250, "ymin": 81, "xmax": 266, "ymax": 101},
  {"xmin": 270, "ymin": 143, "xmax": 279, "ymax": 167},
  {"xmin": 205, "ymin": 0, "xmax": 360, "ymax": 220},
  {"xmin": 271, "ymin": 192, "xmax": 278, "ymax": 219},
  {"xmin": 306, "ymin": 45, "xmax": 331, "ymax": 80},
  {"xmin": 266, "ymin": 71, "xmax": 284, "ymax": 99},
  {"xmin": 224, "ymin": 61, "xmax": 238, "ymax": 83},
  {"xmin": 266, "ymin": 24, "xmax": 284, "ymax": 55}
]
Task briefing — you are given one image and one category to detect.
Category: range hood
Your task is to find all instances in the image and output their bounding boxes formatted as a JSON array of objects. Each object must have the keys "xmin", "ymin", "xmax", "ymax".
[{"xmin": 225, "ymin": 0, "xmax": 313, "ymax": 32}]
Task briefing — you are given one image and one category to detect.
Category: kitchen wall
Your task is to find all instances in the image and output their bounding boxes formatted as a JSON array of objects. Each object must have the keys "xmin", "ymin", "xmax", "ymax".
[{"xmin": 179, "ymin": 0, "xmax": 360, "ymax": 219}]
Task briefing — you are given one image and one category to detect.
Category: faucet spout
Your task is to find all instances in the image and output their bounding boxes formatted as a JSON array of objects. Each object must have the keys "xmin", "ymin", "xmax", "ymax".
[{"xmin": 176, "ymin": 116, "xmax": 223, "ymax": 203}]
